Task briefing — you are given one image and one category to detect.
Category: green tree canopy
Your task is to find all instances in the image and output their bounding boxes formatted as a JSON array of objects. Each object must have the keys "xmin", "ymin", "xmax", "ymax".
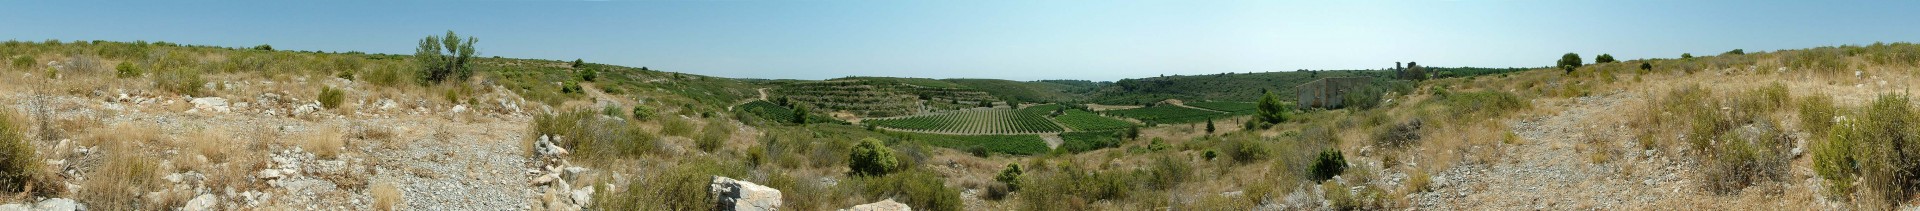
[{"xmin": 414, "ymin": 30, "xmax": 478, "ymax": 84}]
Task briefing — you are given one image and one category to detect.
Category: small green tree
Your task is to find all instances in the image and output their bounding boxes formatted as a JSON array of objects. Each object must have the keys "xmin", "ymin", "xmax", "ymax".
[
  {"xmin": 414, "ymin": 30, "xmax": 478, "ymax": 85},
  {"xmin": 1126, "ymin": 126, "xmax": 1141, "ymax": 140},
  {"xmin": 254, "ymin": 44, "xmax": 273, "ymax": 51},
  {"xmin": 1640, "ymin": 62, "xmax": 1653, "ymax": 71},
  {"xmin": 979, "ymin": 100, "xmax": 992, "ymax": 108},
  {"xmin": 1681, "ymin": 53, "xmax": 1694, "ymax": 59},
  {"xmin": 1723, "ymin": 49, "xmax": 1745, "ymax": 55},
  {"xmin": 1596, "ymin": 54, "xmax": 1616, "ymax": 63},
  {"xmin": 571, "ymin": 59, "xmax": 584, "ymax": 68},
  {"xmin": 580, "ymin": 69, "xmax": 597, "ymax": 82},
  {"xmin": 1309, "ymin": 148, "xmax": 1348, "ymax": 181},
  {"xmin": 1558, "ymin": 53, "xmax": 1583, "ymax": 73},
  {"xmin": 790, "ymin": 105, "xmax": 809, "ymax": 124},
  {"xmin": 849, "ymin": 138, "xmax": 899, "ymax": 177},
  {"xmin": 995, "ymin": 163, "xmax": 1023, "ymax": 191},
  {"xmin": 1205, "ymin": 119, "xmax": 1216, "ymax": 134},
  {"xmin": 1256, "ymin": 92, "xmax": 1289, "ymax": 124}
]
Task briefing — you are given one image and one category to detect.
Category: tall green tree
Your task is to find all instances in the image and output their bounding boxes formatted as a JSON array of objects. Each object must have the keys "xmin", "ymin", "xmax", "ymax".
[
  {"xmin": 1205, "ymin": 119, "xmax": 1216, "ymax": 134},
  {"xmin": 414, "ymin": 30, "xmax": 478, "ymax": 84},
  {"xmin": 1558, "ymin": 53, "xmax": 1583, "ymax": 73},
  {"xmin": 1256, "ymin": 92, "xmax": 1290, "ymax": 124}
]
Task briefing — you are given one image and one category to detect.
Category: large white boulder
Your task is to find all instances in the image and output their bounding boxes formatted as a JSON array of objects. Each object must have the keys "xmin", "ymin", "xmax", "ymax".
[
  {"xmin": 839, "ymin": 199, "xmax": 911, "ymax": 211},
  {"xmin": 710, "ymin": 176, "xmax": 781, "ymax": 211}
]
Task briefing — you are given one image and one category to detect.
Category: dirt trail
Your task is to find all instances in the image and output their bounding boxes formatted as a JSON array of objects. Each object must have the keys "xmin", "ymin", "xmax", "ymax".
[{"xmin": 1412, "ymin": 92, "xmax": 1697, "ymax": 209}]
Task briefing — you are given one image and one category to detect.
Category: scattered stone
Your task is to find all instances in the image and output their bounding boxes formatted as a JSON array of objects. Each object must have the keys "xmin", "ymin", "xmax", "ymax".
[
  {"xmin": 185, "ymin": 194, "xmax": 219, "ymax": 211},
  {"xmin": 190, "ymin": 97, "xmax": 231, "ymax": 113},
  {"xmin": 33, "ymin": 198, "xmax": 82, "ymax": 211},
  {"xmin": 570, "ymin": 187, "xmax": 594, "ymax": 207},
  {"xmin": 839, "ymin": 198, "xmax": 910, "ymax": 211},
  {"xmin": 376, "ymin": 99, "xmax": 399, "ymax": 110},
  {"xmin": 711, "ymin": 176, "xmax": 781, "ymax": 211},
  {"xmin": 451, "ymin": 105, "xmax": 468, "ymax": 113},
  {"xmin": 532, "ymin": 173, "xmax": 559, "ymax": 186}
]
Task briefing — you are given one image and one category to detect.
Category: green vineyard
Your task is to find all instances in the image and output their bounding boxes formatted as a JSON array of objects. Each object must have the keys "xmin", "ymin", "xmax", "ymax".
[
  {"xmin": 866, "ymin": 108, "xmax": 1065, "ymax": 134},
  {"xmin": 1059, "ymin": 131, "xmax": 1127, "ymax": 153},
  {"xmin": 1106, "ymin": 105, "xmax": 1230, "ymax": 125},
  {"xmin": 1184, "ymin": 101, "xmax": 1258, "ymax": 114},
  {"xmin": 1054, "ymin": 109, "xmax": 1137, "ymax": 131}
]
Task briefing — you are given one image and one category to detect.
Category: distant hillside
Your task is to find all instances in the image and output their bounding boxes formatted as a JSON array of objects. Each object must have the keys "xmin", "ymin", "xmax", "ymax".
[
  {"xmin": 1086, "ymin": 66, "xmax": 1530, "ymax": 105},
  {"xmin": 941, "ymin": 78, "xmax": 1103, "ymax": 103}
]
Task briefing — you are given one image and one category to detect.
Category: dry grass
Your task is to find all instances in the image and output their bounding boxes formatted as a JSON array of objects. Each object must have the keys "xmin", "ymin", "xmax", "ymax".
[
  {"xmin": 80, "ymin": 128, "xmax": 163, "ymax": 210},
  {"xmin": 302, "ymin": 125, "xmax": 346, "ymax": 159},
  {"xmin": 372, "ymin": 181, "xmax": 402, "ymax": 211}
]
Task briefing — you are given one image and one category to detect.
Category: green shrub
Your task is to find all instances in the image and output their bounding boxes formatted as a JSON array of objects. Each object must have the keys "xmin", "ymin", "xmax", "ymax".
[
  {"xmin": 995, "ymin": 163, "xmax": 1023, "ymax": 191},
  {"xmin": 1308, "ymin": 148, "xmax": 1347, "ymax": 182},
  {"xmin": 1595, "ymin": 54, "xmax": 1616, "ymax": 63},
  {"xmin": 1848, "ymin": 94, "xmax": 1920, "ymax": 206},
  {"xmin": 580, "ymin": 69, "xmax": 596, "ymax": 82},
  {"xmin": 8, "ymin": 56, "xmax": 31, "ymax": 70},
  {"xmin": 318, "ymin": 87, "xmax": 345, "ymax": 109},
  {"xmin": 1220, "ymin": 138, "xmax": 1271, "ymax": 164},
  {"xmin": 596, "ymin": 159, "xmax": 744, "ymax": 210},
  {"xmin": 1144, "ymin": 155, "xmax": 1192, "ymax": 190},
  {"xmin": 114, "ymin": 61, "xmax": 140, "ymax": 78},
  {"xmin": 1323, "ymin": 180, "xmax": 1357, "ymax": 210},
  {"xmin": 1374, "ymin": 118, "xmax": 1422, "ymax": 148},
  {"xmin": 696, "ymin": 120, "xmax": 731, "ymax": 152},
  {"xmin": 0, "ymin": 110, "xmax": 56, "ymax": 197},
  {"xmin": 631, "ymin": 105, "xmax": 654, "ymax": 121},
  {"xmin": 531, "ymin": 109, "xmax": 658, "ymax": 159},
  {"xmin": 849, "ymin": 138, "xmax": 900, "ymax": 177},
  {"xmin": 1799, "ymin": 95, "xmax": 1837, "ymax": 136},
  {"xmin": 1682, "ymin": 53, "xmax": 1693, "ymax": 59},
  {"xmin": 661, "ymin": 117, "xmax": 695, "ymax": 137},
  {"xmin": 1255, "ymin": 92, "xmax": 1291, "ymax": 124},
  {"xmin": 1724, "ymin": 49, "xmax": 1745, "ymax": 55},
  {"xmin": 154, "ymin": 67, "xmax": 205, "ymax": 95},
  {"xmin": 1814, "ymin": 118, "xmax": 1859, "ymax": 200}
]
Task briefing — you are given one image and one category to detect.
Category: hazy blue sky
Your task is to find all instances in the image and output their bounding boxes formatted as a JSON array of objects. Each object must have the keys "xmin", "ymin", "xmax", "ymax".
[{"xmin": 3, "ymin": 1, "xmax": 1916, "ymax": 81}]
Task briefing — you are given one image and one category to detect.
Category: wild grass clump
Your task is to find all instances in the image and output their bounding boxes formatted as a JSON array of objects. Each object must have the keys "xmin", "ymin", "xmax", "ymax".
[
  {"xmin": 1374, "ymin": 118, "xmax": 1422, "ymax": 148},
  {"xmin": 319, "ymin": 86, "xmax": 346, "ymax": 109},
  {"xmin": 1437, "ymin": 90, "xmax": 1529, "ymax": 123},
  {"xmin": 596, "ymin": 158, "xmax": 746, "ymax": 210},
  {"xmin": 0, "ymin": 110, "xmax": 59, "ymax": 197},
  {"xmin": 1799, "ymin": 95, "xmax": 1837, "ymax": 136},
  {"xmin": 154, "ymin": 66, "xmax": 205, "ymax": 95},
  {"xmin": 371, "ymin": 182, "xmax": 402, "ymax": 211},
  {"xmin": 8, "ymin": 55, "xmax": 32, "ymax": 70},
  {"xmin": 858, "ymin": 170, "xmax": 964, "ymax": 211},
  {"xmin": 1218, "ymin": 137, "xmax": 1272, "ymax": 164},
  {"xmin": 81, "ymin": 133, "xmax": 161, "ymax": 210},
  {"xmin": 696, "ymin": 120, "xmax": 732, "ymax": 152},
  {"xmin": 115, "ymin": 61, "xmax": 140, "ymax": 78},
  {"xmin": 1816, "ymin": 94, "xmax": 1920, "ymax": 207},
  {"xmin": 1019, "ymin": 158, "xmax": 1159, "ymax": 210},
  {"xmin": 1645, "ymin": 84, "xmax": 1795, "ymax": 194},
  {"xmin": 529, "ymin": 109, "xmax": 659, "ymax": 160},
  {"xmin": 660, "ymin": 116, "xmax": 696, "ymax": 137},
  {"xmin": 1783, "ymin": 47, "xmax": 1849, "ymax": 75}
]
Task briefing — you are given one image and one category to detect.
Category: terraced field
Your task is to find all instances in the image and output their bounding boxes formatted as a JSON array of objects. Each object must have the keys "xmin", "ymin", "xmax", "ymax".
[
  {"xmin": 866, "ymin": 108, "xmax": 1064, "ymax": 134},
  {"xmin": 1054, "ymin": 109, "xmax": 1136, "ymax": 131},
  {"xmin": 1106, "ymin": 105, "xmax": 1230, "ymax": 125}
]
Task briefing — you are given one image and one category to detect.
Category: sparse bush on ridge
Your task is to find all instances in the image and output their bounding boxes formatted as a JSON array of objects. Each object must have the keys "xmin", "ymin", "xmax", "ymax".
[
  {"xmin": 1595, "ymin": 53, "xmax": 1616, "ymax": 63},
  {"xmin": 1558, "ymin": 52, "xmax": 1583, "ymax": 73},
  {"xmin": 155, "ymin": 66, "xmax": 205, "ymax": 95},
  {"xmin": 414, "ymin": 30, "xmax": 478, "ymax": 85},
  {"xmin": 319, "ymin": 86, "xmax": 346, "ymax": 109}
]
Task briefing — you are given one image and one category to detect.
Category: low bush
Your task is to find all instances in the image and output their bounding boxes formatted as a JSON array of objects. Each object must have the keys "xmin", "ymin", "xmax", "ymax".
[
  {"xmin": 849, "ymin": 138, "xmax": 900, "ymax": 177},
  {"xmin": 530, "ymin": 109, "xmax": 659, "ymax": 160},
  {"xmin": 114, "ymin": 61, "xmax": 140, "ymax": 78},
  {"xmin": 1219, "ymin": 138, "xmax": 1272, "ymax": 164},
  {"xmin": 8, "ymin": 55, "xmax": 31, "ymax": 70},
  {"xmin": 631, "ymin": 104, "xmax": 654, "ymax": 121},
  {"xmin": 996, "ymin": 163, "xmax": 1023, "ymax": 191},
  {"xmin": 596, "ymin": 159, "xmax": 746, "ymax": 210},
  {"xmin": 154, "ymin": 67, "xmax": 205, "ymax": 95},
  {"xmin": 696, "ymin": 120, "xmax": 731, "ymax": 152},
  {"xmin": 319, "ymin": 86, "xmax": 346, "ymax": 109},
  {"xmin": 1309, "ymin": 148, "xmax": 1347, "ymax": 182},
  {"xmin": 1826, "ymin": 94, "xmax": 1920, "ymax": 207},
  {"xmin": 1374, "ymin": 118, "xmax": 1422, "ymax": 148},
  {"xmin": 1799, "ymin": 95, "xmax": 1837, "ymax": 136},
  {"xmin": 0, "ymin": 110, "xmax": 58, "ymax": 197}
]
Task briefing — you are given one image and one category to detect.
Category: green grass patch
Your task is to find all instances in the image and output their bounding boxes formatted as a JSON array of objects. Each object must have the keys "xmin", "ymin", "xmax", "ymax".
[
  {"xmin": 1106, "ymin": 105, "xmax": 1230, "ymax": 125},
  {"xmin": 896, "ymin": 133, "xmax": 1049, "ymax": 155},
  {"xmin": 1055, "ymin": 109, "xmax": 1137, "ymax": 131}
]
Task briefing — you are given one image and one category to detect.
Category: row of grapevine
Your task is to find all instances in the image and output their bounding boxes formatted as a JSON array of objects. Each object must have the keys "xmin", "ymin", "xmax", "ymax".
[
  {"xmin": 1184, "ymin": 101, "xmax": 1258, "ymax": 114},
  {"xmin": 1105, "ymin": 105, "xmax": 1231, "ymax": 125},
  {"xmin": 866, "ymin": 108, "xmax": 1064, "ymax": 134},
  {"xmin": 1055, "ymin": 109, "xmax": 1137, "ymax": 131}
]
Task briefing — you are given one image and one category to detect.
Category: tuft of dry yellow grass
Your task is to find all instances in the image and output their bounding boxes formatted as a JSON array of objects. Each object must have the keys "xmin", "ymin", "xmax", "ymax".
[
  {"xmin": 302, "ymin": 125, "xmax": 346, "ymax": 159},
  {"xmin": 372, "ymin": 181, "xmax": 402, "ymax": 211}
]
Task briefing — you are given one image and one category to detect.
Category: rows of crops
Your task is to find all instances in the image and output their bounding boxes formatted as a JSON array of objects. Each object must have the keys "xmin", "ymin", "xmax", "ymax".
[
  {"xmin": 1184, "ymin": 101, "xmax": 1258, "ymax": 114},
  {"xmin": 1106, "ymin": 105, "xmax": 1231, "ymax": 125},
  {"xmin": 866, "ymin": 108, "xmax": 1064, "ymax": 134},
  {"xmin": 902, "ymin": 133, "xmax": 1051, "ymax": 155},
  {"xmin": 1055, "ymin": 109, "xmax": 1137, "ymax": 131}
]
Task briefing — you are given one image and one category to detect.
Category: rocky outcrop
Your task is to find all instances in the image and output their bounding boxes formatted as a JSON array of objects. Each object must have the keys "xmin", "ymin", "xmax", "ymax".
[
  {"xmin": 189, "ymin": 97, "xmax": 230, "ymax": 113},
  {"xmin": 0, "ymin": 198, "xmax": 84, "ymax": 211},
  {"xmin": 710, "ymin": 176, "xmax": 782, "ymax": 211},
  {"xmin": 840, "ymin": 199, "xmax": 910, "ymax": 211}
]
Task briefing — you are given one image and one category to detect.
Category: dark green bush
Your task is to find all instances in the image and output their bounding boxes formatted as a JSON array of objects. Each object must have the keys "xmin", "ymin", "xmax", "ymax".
[
  {"xmin": 1799, "ymin": 95, "xmax": 1837, "ymax": 136},
  {"xmin": 580, "ymin": 69, "xmax": 596, "ymax": 82},
  {"xmin": 995, "ymin": 163, "xmax": 1023, "ymax": 191},
  {"xmin": 1559, "ymin": 53, "xmax": 1583, "ymax": 72},
  {"xmin": 1220, "ymin": 138, "xmax": 1271, "ymax": 164},
  {"xmin": 8, "ymin": 56, "xmax": 31, "ymax": 70},
  {"xmin": 414, "ymin": 31, "xmax": 477, "ymax": 84},
  {"xmin": 1596, "ymin": 54, "xmax": 1616, "ymax": 63},
  {"xmin": 849, "ymin": 138, "xmax": 900, "ymax": 177},
  {"xmin": 1834, "ymin": 94, "xmax": 1920, "ymax": 206},
  {"xmin": 0, "ymin": 109, "xmax": 56, "ymax": 197},
  {"xmin": 318, "ymin": 87, "xmax": 345, "ymax": 109},
  {"xmin": 114, "ymin": 61, "xmax": 140, "ymax": 78},
  {"xmin": 1309, "ymin": 148, "xmax": 1347, "ymax": 181},
  {"xmin": 631, "ymin": 104, "xmax": 654, "ymax": 121}
]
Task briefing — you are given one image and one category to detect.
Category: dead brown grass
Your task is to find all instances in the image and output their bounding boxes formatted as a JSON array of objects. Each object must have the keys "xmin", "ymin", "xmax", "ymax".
[
  {"xmin": 372, "ymin": 181, "xmax": 402, "ymax": 211},
  {"xmin": 302, "ymin": 125, "xmax": 345, "ymax": 159}
]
